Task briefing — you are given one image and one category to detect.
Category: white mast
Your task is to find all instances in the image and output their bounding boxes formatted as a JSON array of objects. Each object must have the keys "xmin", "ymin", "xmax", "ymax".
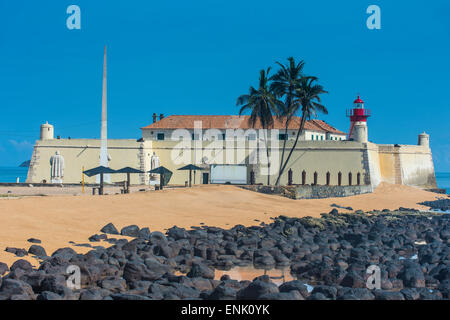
[{"xmin": 99, "ymin": 46, "xmax": 110, "ymax": 182}]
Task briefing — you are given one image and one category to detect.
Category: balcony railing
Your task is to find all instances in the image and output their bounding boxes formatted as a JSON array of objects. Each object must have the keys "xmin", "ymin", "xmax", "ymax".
[{"xmin": 346, "ymin": 109, "xmax": 371, "ymax": 117}]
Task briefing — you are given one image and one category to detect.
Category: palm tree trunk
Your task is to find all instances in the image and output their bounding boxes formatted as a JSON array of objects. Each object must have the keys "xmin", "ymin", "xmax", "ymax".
[
  {"xmin": 278, "ymin": 114, "xmax": 307, "ymax": 182},
  {"xmin": 275, "ymin": 122, "xmax": 289, "ymax": 186},
  {"xmin": 264, "ymin": 129, "xmax": 271, "ymax": 185}
]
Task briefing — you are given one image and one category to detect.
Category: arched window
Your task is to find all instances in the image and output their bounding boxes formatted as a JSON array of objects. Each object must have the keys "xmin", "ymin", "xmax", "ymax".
[
  {"xmin": 302, "ymin": 170, "xmax": 306, "ymax": 185},
  {"xmin": 338, "ymin": 172, "xmax": 342, "ymax": 186},
  {"xmin": 348, "ymin": 172, "xmax": 352, "ymax": 186},
  {"xmin": 326, "ymin": 172, "xmax": 330, "ymax": 186},
  {"xmin": 313, "ymin": 172, "xmax": 318, "ymax": 185},
  {"xmin": 357, "ymin": 173, "xmax": 361, "ymax": 185},
  {"xmin": 288, "ymin": 169, "xmax": 293, "ymax": 186}
]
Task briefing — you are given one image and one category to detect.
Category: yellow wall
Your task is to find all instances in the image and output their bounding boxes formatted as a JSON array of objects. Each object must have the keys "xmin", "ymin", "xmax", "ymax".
[
  {"xmin": 26, "ymin": 137, "xmax": 437, "ymax": 189},
  {"xmin": 27, "ymin": 139, "xmax": 148, "ymax": 185},
  {"xmin": 378, "ymin": 146, "xmax": 398, "ymax": 184}
]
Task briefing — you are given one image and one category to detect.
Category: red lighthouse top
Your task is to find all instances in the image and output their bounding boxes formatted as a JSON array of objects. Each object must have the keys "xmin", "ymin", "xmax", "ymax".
[
  {"xmin": 346, "ymin": 95, "xmax": 371, "ymax": 139},
  {"xmin": 346, "ymin": 95, "xmax": 370, "ymax": 120},
  {"xmin": 354, "ymin": 96, "xmax": 364, "ymax": 105}
]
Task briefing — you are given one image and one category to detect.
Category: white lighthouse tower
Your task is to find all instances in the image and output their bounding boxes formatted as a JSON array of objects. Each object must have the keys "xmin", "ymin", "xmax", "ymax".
[{"xmin": 346, "ymin": 96, "xmax": 371, "ymax": 143}]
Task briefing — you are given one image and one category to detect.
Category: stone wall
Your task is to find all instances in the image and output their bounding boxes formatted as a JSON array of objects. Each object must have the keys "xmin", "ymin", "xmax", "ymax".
[
  {"xmin": 26, "ymin": 139, "xmax": 148, "ymax": 184},
  {"xmin": 368, "ymin": 143, "xmax": 437, "ymax": 189},
  {"xmin": 26, "ymin": 134, "xmax": 438, "ymax": 190},
  {"xmin": 241, "ymin": 184, "xmax": 372, "ymax": 200},
  {"xmin": 293, "ymin": 184, "xmax": 373, "ymax": 199}
]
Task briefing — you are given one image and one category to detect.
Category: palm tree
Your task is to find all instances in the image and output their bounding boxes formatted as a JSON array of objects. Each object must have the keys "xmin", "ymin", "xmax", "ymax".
[
  {"xmin": 270, "ymin": 57, "xmax": 305, "ymax": 185},
  {"xmin": 237, "ymin": 68, "xmax": 283, "ymax": 185},
  {"xmin": 276, "ymin": 76, "xmax": 328, "ymax": 184}
]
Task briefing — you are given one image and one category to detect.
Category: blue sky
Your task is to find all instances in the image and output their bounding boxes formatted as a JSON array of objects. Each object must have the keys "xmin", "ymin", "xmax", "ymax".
[{"xmin": 0, "ymin": 0, "xmax": 449, "ymax": 171}]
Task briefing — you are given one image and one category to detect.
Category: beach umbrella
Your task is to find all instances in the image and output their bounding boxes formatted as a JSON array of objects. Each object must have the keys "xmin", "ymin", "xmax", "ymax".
[
  {"xmin": 148, "ymin": 166, "xmax": 172, "ymax": 190},
  {"xmin": 83, "ymin": 166, "xmax": 117, "ymax": 195},
  {"xmin": 178, "ymin": 164, "xmax": 204, "ymax": 187},
  {"xmin": 115, "ymin": 167, "xmax": 144, "ymax": 193},
  {"xmin": 83, "ymin": 166, "xmax": 117, "ymax": 177}
]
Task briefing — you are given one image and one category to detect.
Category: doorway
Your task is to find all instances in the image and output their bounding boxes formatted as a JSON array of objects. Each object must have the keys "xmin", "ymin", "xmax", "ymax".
[{"xmin": 202, "ymin": 172, "xmax": 209, "ymax": 184}]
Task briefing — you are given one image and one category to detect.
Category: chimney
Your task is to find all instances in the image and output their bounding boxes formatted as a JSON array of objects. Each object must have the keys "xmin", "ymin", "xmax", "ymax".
[
  {"xmin": 153, "ymin": 113, "xmax": 158, "ymax": 123},
  {"xmin": 160, "ymin": 113, "xmax": 164, "ymax": 120}
]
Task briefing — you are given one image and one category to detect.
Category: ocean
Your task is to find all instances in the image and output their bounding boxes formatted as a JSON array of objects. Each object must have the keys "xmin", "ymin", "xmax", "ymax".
[
  {"xmin": 0, "ymin": 166, "xmax": 29, "ymax": 183},
  {"xmin": 0, "ymin": 166, "xmax": 449, "ymax": 193},
  {"xmin": 435, "ymin": 172, "xmax": 450, "ymax": 194}
]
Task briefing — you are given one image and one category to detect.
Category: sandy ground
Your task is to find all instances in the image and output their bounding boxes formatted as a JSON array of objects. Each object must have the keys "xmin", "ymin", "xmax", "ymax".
[
  {"xmin": 0, "ymin": 183, "xmax": 441, "ymax": 267},
  {"xmin": 0, "ymin": 185, "xmax": 156, "ymax": 196}
]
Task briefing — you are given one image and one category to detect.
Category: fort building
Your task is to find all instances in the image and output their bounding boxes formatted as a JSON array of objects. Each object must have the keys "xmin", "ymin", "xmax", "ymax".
[{"xmin": 26, "ymin": 96, "xmax": 437, "ymax": 192}]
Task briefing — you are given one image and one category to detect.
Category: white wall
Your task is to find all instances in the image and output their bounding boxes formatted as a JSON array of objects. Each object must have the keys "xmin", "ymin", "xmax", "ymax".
[{"xmin": 142, "ymin": 128, "xmax": 346, "ymax": 142}]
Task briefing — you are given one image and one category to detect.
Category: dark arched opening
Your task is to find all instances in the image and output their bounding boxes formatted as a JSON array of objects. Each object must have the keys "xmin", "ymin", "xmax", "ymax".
[
  {"xmin": 250, "ymin": 170, "xmax": 255, "ymax": 185},
  {"xmin": 288, "ymin": 169, "xmax": 293, "ymax": 186}
]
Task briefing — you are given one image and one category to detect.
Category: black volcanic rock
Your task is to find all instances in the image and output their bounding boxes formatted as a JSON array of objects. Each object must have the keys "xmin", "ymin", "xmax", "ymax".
[
  {"xmin": 27, "ymin": 238, "xmax": 41, "ymax": 244},
  {"xmin": 10, "ymin": 259, "xmax": 33, "ymax": 272},
  {"xmin": 419, "ymin": 199, "xmax": 450, "ymax": 212},
  {"xmin": 5, "ymin": 247, "xmax": 28, "ymax": 257},
  {"xmin": 28, "ymin": 245, "xmax": 47, "ymax": 257},
  {"xmin": 0, "ymin": 210, "xmax": 448, "ymax": 300},
  {"xmin": 0, "ymin": 262, "xmax": 9, "ymax": 276},
  {"xmin": 121, "ymin": 225, "xmax": 140, "ymax": 237},
  {"xmin": 187, "ymin": 263, "xmax": 215, "ymax": 279},
  {"xmin": 100, "ymin": 223, "xmax": 119, "ymax": 235}
]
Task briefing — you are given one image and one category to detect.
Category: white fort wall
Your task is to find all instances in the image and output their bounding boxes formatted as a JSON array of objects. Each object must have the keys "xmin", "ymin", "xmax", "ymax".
[
  {"xmin": 26, "ymin": 136, "xmax": 438, "ymax": 190},
  {"xmin": 366, "ymin": 144, "xmax": 437, "ymax": 189},
  {"xmin": 27, "ymin": 139, "xmax": 153, "ymax": 185},
  {"xmin": 398, "ymin": 145, "xmax": 437, "ymax": 188},
  {"xmin": 261, "ymin": 140, "xmax": 368, "ymax": 187},
  {"xmin": 365, "ymin": 143, "xmax": 382, "ymax": 188}
]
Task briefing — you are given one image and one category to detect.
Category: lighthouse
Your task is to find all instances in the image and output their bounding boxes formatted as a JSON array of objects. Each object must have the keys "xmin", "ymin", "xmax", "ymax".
[{"xmin": 346, "ymin": 96, "xmax": 371, "ymax": 143}]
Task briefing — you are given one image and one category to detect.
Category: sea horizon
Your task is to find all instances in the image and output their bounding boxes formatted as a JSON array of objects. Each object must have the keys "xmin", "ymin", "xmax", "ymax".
[{"xmin": 0, "ymin": 166, "xmax": 448, "ymax": 194}]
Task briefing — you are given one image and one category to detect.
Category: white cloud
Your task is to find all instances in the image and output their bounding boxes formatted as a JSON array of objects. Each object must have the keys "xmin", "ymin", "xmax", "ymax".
[{"xmin": 8, "ymin": 140, "xmax": 34, "ymax": 151}]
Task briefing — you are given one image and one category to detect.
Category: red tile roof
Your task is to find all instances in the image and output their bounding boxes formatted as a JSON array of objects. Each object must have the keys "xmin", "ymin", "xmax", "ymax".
[{"xmin": 141, "ymin": 115, "xmax": 346, "ymax": 135}]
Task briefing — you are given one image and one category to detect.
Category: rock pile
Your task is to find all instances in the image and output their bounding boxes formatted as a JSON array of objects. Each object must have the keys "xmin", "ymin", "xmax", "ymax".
[{"xmin": 0, "ymin": 210, "xmax": 448, "ymax": 300}]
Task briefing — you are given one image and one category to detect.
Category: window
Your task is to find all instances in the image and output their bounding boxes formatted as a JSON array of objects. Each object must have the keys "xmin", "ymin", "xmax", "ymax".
[
  {"xmin": 222, "ymin": 133, "xmax": 226, "ymax": 140},
  {"xmin": 321, "ymin": 136, "xmax": 324, "ymax": 140},
  {"xmin": 311, "ymin": 135, "xmax": 314, "ymax": 141},
  {"xmin": 247, "ymin": 134, "xmax": 256, "ymax": 141},
  {"xmin": 157, "ymin": 133, "xmax": 165, "ymax": 140},
  {"xmin": 278, "ymin": 133, "xmax": 288, "ymax": 141},
  {"xmin": 192, "ymin": 133, "xmax": 200, "ymax": 140}
]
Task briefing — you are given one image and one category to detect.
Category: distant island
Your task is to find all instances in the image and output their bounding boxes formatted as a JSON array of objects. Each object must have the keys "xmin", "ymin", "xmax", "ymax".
[{"xmin": 19, "ymin": 160, "xmax": 31, "ymax": 167}]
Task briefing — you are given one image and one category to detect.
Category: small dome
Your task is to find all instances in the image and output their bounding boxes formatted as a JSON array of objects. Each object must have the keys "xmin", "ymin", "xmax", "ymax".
[{"xmin": 354, "ymin": 96, "xmax": 364, "ymax": 104}]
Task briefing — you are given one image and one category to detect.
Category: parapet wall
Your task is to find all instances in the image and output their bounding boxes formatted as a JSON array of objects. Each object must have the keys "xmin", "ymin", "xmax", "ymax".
[
  {"xmin": 367, "ymin": 143, "xmax": 437, "ymax": 189},
  {"xmin": 26, "ymin": 136, "xmax": 438, "ymax": 190},
  {"xmin": 398, "ymin": 145, "xmax": 437, "ymax": 188},
  {"xmin": 26, "ymin": 139, "xmax": 152, "ymax": 185}
]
